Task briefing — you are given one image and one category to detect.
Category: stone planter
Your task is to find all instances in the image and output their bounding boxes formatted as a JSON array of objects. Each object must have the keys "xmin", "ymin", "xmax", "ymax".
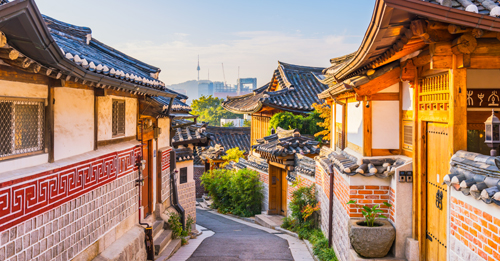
[{"xmin": 348, "ymin": 219, "xmax": 395, "ymax": 258}]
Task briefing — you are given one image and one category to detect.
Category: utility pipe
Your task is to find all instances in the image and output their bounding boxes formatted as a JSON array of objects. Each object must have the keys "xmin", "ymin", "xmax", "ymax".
[{"xmin": 328, "ymin": 165, "xmax": 334, "ymax": 248}]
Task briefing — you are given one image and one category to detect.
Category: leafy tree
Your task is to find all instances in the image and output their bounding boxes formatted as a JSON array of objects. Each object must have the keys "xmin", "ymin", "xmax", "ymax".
[
  {"xmin": 312, "ymin": 103, "xmax": 331, "ymax": 141},
  {"xmin": 191, "ymin": 95, "xmax": 239, "ymax": 126},
  {"xmin": 221, "ymin": 147, "xmax": 245, "ymax": 167},
  {"xmin": 268, "ymin": 109, "xmax": 326, "ymax": 141},
  {"xmin": 243, "ymin": 119, "xmax": 251, "ymax": 127},
  {"xmin": 222, "ymin": 121, "xmax": 235, "ymax": 127}
]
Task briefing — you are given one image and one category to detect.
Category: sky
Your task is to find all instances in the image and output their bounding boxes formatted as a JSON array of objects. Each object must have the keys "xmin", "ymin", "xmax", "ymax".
[{"xmin": 36, "ymin": 0, "xmax": 375, "ymax": 87}]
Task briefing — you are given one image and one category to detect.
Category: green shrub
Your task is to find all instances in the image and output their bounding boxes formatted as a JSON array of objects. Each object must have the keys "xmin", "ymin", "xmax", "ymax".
[
  {"xmin": 268, "ymin": 111, "xmax": 325, "ymax": 141},
  {"xmin": 201, "ymin": 168, "xmax": 263, "ymax": 217},
  {"xmin": 168, "ymin": 212, "xmax": 183, "ymax": 239}
]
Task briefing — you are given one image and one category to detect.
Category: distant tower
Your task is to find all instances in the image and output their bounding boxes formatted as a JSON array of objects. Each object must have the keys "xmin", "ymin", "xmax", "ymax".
[{"xmin": 197, "ymin": 55, "xmax": 200, "ymax": 81}]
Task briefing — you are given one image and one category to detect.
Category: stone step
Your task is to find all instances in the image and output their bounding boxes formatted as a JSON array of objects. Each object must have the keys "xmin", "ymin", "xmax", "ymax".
[
  {"xmin": 255, "ymin": 214, "xmax": 284, "ymax": 229},
  {"xmin": 152, "ymin": 220, "xmax": 164, "ymax": 238},
  {"xmin": 155, "ymin": 238, "xmax": 182, "ymax": 261},
  {"xmin": 154, "ymin": 229, "xmax": 173, "ymax": 256}
]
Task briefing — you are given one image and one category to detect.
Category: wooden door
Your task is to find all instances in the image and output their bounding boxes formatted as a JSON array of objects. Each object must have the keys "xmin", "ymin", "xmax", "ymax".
[
  {"xmin": 281, "ymin": 171, "xmax": 288, "ymax": 215},
  {"xmin": 425, "ymin": 123, "xmax": 449, "ymax": 261},
  {"xmin": 142, "ymin": 140, "xmax": 153, "ymax": 215},
  {"xmin": 268, "ymin": 165, "xmax": 281, "ymax": 215}
]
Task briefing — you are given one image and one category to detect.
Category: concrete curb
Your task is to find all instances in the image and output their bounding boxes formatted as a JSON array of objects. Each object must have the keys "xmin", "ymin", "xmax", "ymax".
[{"xmin": 275, "ymin": 227, "xmax": 321, "ymax": 261}]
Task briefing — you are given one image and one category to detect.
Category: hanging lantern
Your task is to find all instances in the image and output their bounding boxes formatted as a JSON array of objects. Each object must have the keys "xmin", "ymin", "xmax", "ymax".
[{"xmin": 484, "ymin": 109, "xmax": 500, "ymax": 156}]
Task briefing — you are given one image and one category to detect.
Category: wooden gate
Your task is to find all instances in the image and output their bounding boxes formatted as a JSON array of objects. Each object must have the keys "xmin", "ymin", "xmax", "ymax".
[
  {"xmin": 269, "ymin": 165, "xmax": 286, "ymax": 215},
  {"xmin": 425, "ymin": 122, "xmax": 449, "ymax": 261}
]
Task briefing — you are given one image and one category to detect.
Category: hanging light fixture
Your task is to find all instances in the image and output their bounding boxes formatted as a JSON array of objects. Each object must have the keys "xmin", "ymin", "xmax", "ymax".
[{"xmin": 484, "ymin": 109, "xmax": 500, "ymax": 156}]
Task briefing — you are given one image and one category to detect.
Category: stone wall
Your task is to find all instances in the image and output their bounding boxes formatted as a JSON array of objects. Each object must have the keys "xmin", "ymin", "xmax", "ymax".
[
  {"xmin": 0, "ymin": 145, "xmax": 143, "ymax": 261},
  {"xmin": 178, "ymin": 181, "xmax": 197, "ymax": 225},
  {"xmin": 257, "ymin": 169, "xmax": 270, "ymax": 212},
  {"xmin": 332, "ymin": 168, "xmax": 350, "ymax": 261},
  {"xmin": 315, "ymin": 165, "xmax": 330, "ymax": 236},
  {"xmin": 193, "ymin": 165, "xmax": 206, "ymax": 198}
]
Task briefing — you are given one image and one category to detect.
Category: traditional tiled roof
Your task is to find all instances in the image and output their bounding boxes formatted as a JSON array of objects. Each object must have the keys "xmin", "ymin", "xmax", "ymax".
[
  {"xmin": 175, "ymin": 148, "xmax": 194, "ymax": 163},
  {"xmin": 444, "ymin": 151, "xmax": 500, "ymax": 206},
  {"xmin": 234, "ymin": 155, "xmax": 268, "ymax": 173},
  {"xmin": 426, "ymin": 0, "xmax": 500, "ymax": 16},
  {"xmin": 253, "ymin": 128, "xmax": 320, "ymax": 157},
  {"xmin": 199, "ymin": 144, "xmax": 225, "ymax": 161},
  {"xmin": 44, "ymin": 15, "xmax": 166, "ymax": 91},
  {"xmin": 294, "ymin": 154, "xmax": 316, "ymax": 177},
  {"xmin": 206, "ymin": 127, "xmax": 250, "ymax": 153},
  {"xmin": 172, "ymin": 120, "xmax": 208, "ymax": 146},
  {"xmin": 152, "ymin": 96, "xmax": 191, "ymax": 113},
  {"xmin": 223, "ymin": 62, "xmax": 328, "ymax": 114}
]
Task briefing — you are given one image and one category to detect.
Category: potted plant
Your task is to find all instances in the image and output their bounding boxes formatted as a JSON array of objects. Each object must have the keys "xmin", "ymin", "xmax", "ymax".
[{"xmin": 347, "ymin": 200, "xmax": 395, "ymax": 258}]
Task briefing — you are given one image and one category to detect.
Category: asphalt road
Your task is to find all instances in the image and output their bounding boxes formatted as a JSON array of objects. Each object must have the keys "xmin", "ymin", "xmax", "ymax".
[{"xmin": 187, "ymin": 209, "xmax": 294, "ymax": 261}]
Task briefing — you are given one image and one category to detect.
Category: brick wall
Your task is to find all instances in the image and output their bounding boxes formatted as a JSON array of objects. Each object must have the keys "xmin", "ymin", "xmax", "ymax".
[
  {"xmin": 178, "ymin": 181, "xmax": 196, "ymax": 225},
  {"xmin": 348, "ymin": 185, "xmax": 391, "ymax": 219},
  {"xmin": 193, "ymin": 165, "xmax": 206, "ymax": 198},
  {"xmin": 450, "ymin": 196, "xmax": 500, "ymax": 261},
  {"xmin": 0, "ymin": 146, "xmax": 141, "ymax": 261}
]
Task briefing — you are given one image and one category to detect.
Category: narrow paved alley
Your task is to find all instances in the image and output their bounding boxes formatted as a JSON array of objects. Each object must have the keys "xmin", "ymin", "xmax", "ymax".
[{"xmin": 186, "ymin": 209, "xmax": 294, "ymax": 261}]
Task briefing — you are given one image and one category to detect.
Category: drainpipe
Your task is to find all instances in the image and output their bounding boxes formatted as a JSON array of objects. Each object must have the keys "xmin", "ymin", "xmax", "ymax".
[{"xmin": 328, "ymin": 165, "xmax": 334, "ymax": 248}]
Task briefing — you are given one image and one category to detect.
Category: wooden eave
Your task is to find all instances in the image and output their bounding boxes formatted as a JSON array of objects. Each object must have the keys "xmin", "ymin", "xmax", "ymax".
[
  {"xmin": 0, "ymin": 0, "xmax": 176, "ymax": 98},
  {"xmin": 335, "ymin": 0, "xmax": 500, "ymax": 81}
]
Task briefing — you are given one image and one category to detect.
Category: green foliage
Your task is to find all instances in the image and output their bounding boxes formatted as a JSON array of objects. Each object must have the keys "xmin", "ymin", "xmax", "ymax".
[
  {"xmin": 168, "ymin": 212, "xmax": 183, "ymax": 239},
  {"xmin": 280, "ymin": 180, "xmax": 336, "ymax": 260},
  {"xmin": 221, "ymin": 147, "xmax": 245, "ymax": 167},
  {"xmin": 243, "ymin": 119, "xmax": 251, "ymax": 127},
  {"xmin": 347, "ymin": 200, "xmax": 392, "ymax": 227},
  {"xmin": 200, "ymin": 168, "xmax": 263, "ymax": 217},
  {"xmin": 222, "ymin": 121, "xmax": 235, "ymax": 127},
  {"xmin": 191, "ymin": 95, "xmax": 239, "ymax": 126},
  {"xmin": 268, "ymin": 111, "xmax": 325, "ymax": 141}
]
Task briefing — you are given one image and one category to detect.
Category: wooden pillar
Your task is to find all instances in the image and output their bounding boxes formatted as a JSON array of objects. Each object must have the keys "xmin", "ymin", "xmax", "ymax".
[
  {"xmin": 93, "ymin": 88, "xmax": 104, "ymax": 151},
  {"xmin": 412, "ymin": 75, "xmax": 420, "ymax": 241},
  {"xmin": 450, "ymin": 55, "xmax": 468, "ymax": 154},
  {"xmin": 342, "ymin": 100, "xmax": 347, "ymax": 150},
  {"xmin": 399, "ymin": 81, "xmax": 403, "ymax": 155},
  {"xmin": 333, "ymin": 101, "xmax": 337, "ymax": 149},
  {"xmin": 363, "ymin": 101, "xmax": 372, "ymax": 156},
  {"xmin": 46, "ymin": 79, "xmax": 64, "ymax": 163}
]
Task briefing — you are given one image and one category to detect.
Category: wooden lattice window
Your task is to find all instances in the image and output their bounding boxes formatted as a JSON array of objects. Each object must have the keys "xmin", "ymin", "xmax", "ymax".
[
  {"xmin": 180, "ymin": 167, "xmax": 187, "ymax": 184},
  {"xmin": 112, "ymin": 100, "xmax": 125, "ymax": 136},
  {"xmin": 0, "ymin": 97, "xmax": 45, "ymax": 159},
  {"xmin": 418, "ymin": 73, "xmax": 449, "ymax": 111}
]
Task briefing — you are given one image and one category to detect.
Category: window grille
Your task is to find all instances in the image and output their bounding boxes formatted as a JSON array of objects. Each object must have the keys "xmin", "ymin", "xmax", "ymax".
[
  {"xmin": 180, "ymin": 167, "xmax": 187, "ymax": 184},
  {"xmin": 0, "ymin": 97, "xmax": 45, "ymax": 159},
  {"xmin": 112, "ymin": 100, "xmax": 125, "ymax": 136}
]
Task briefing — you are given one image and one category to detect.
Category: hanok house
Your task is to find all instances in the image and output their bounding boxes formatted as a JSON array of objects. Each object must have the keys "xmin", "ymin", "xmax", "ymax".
[
  {"xmin": 222, "ymin": 61, "xmax": 328, "ymax": 145},
  {"xmin": 198, "ymin": 126, "xmax": 250, "ymax": 197},
  {"xmin": 314, "ymin": 0, "xmax": 500, "ymax": 261},
  {"xmin": 0, "ymin": 1, "xmax": 196, "ymax": 261},
  {"xmin": 230, "ymin": 127, "xmax": 320, "ymax": 216}
]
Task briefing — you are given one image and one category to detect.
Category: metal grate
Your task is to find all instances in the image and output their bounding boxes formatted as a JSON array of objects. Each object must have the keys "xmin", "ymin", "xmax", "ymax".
[
  {"xmin": 180, "ymin": 167, "xmax": 187, "ymax": 184},
  {"xmin": 404, "ymin": 124, "xmax": 413, "ymax": 146},
  {"xmin": 112, "ymin": 100, "xmax": 125, "ymax": 136},
  {"xmin": 0, "ymin": 97, "xmax": 45, "ymax": 159}
]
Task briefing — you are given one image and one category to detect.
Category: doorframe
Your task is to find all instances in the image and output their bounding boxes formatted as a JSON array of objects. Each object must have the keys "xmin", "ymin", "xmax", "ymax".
[
  {"xmin": 142, "ymin": 138, "xmax": 154, "ymax": 216},
  {"xmin": 268, "ymin": 164, "xmax": 287, "ymax": 216}
]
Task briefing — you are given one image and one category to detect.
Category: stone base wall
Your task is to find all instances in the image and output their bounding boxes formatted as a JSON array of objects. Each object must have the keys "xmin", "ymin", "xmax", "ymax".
[
  {"xmin": 0, "ymin": 145, "xmax": 142, "ymax": 261},
  {"xmin": 257, "ymin": 169, "xmax": 270, "ymax": 213},
  {"xmin": 178, "ymin": 181, "xmax": 196, "ymax": 225},
  {"xmin": 160, "ymin": 148, "xmax": 172, "ymax": 204},
  {"xmin": 316, "ymin": 184, "xmax": 330, "ymax": 236},
  {"xmin": 332, "ymin": 168, "xmax": 350, "ymax": 261},
  {"xmin": 193, "ymin": 165, "xmax": 205, "ymax": 198},
  {"xmin": 450, "ymin": 196, "xmax": 500, "ymax": 261}
]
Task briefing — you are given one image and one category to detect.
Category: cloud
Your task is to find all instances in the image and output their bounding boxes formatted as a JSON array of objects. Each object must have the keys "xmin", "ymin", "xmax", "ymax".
[{"xmin": 114, "ymin": 31, "xmax": 361, "ymax": 86}]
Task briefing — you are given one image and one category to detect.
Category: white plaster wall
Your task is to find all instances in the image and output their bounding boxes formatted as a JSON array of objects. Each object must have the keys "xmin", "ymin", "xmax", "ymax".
[
  {"xmin": 467, "ymin": 69, "xmax": 500, "ymax": 89},
  {"xmin": 336, "ymin": 104, "xmax": 343, "ymax": 123},
  {"xmin": 402, "ymin": 81, "xmax": 413, "ymax": 111},
  {"xmin": 176, "ymin": 160, "xmax": 194, "ymax": 186},
  {"xmin": 157, "ymin": 117, "xmax": 171, "ymax": 149},
  {"xmin": 54, "ymin": 87, "xmax": 94, "ymax": 161},
  {"xmin": 378, "ymin": 82, "xmax": 400, "ymax": 93},
  {"xmin": 347, "ymin": 102, "xmax": 363, "ymax": 148},
  {"xmin": 0, "ymin": 79, "xmax": 47, "ymax": 98},
  {"xmin": 97, "ymin": 96, "xmax": 137, "ymax": 141},
  {"xmin": 0, "ymin": 81, "xmax": 49, "ymax": 172},
  {"xmin": 372, "ymin": 101, "xmax": 400, "ymax": 149}
]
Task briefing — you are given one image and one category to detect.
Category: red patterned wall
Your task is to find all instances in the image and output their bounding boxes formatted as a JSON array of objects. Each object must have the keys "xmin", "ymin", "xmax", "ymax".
[{"xmin": 0, "ymin": 146, "xmax": 141, "ymax": 233}]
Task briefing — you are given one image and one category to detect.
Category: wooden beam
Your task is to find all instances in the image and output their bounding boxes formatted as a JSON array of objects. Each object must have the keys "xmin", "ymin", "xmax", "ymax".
[
  {"xmin": 371, "ymin": 149, "xmax": 399, "ymax": 156},
  {"xmin": 97, "ymin": 136, "xmax": 136, "ymax": 147},
  {"xmin": 450, "ymin": 56, "xmax": 468, "ymax": 155},
  {"xmin": 369, "ymin": 93, "xmax": 399, "ymax": 101},
  {"xmin": 0, "ymin": 64, "xmax": 49, "ymax": 85},
  {"xmin": 431, "ymin": 55, "xmax": 453, "ymax": 69},
  {"xmin": 0, "ymin": 32, "xmax": 6, "ymax": 48},
  {"xmin": 0, "ymin": 48, "xmax": 19, "ymax": 60},
  {"xmin": 363, "ymin": 102, "xmax": 372, "ymax": 157},
  {"xmin": 356, "ymin": 68, "xmax": 401, "ymax": 96},
  {"xmin": 46, "ymin": 79, "xmax": 63, "ymax": 163},
  {"xmin": 94, "ymin": 88, "xmax": 99, "ymax": 151},
  {"xmin": 412, "ymin": 49, "xmax": 431, "ymax": 67}
]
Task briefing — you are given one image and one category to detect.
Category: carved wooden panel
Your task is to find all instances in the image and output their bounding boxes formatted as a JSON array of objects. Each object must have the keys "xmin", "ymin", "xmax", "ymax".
[{"xmin": 418, "ymin": 73, "xmax": 449, "ymax": 111}]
